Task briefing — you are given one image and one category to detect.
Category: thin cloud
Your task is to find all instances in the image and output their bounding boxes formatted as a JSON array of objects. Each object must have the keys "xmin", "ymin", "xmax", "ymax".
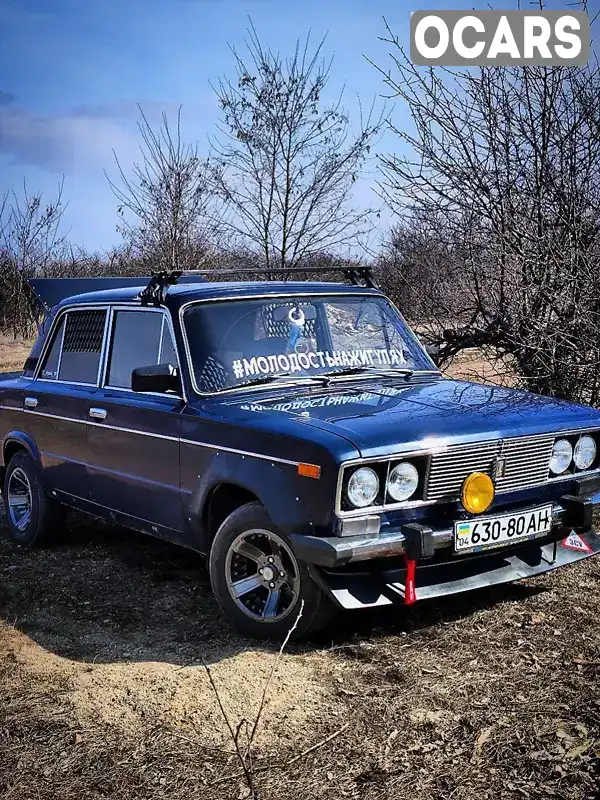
[
  {"xmin": 70, "ymin": 98, "xmax": 180, "ymax": 122},
  {"xmin": 0, "ymin": 102, "xmax": 141, "ymax": 173},
  {"xmin": 0, "ymin": 98, "xmax": 191, "ymax": 173}
]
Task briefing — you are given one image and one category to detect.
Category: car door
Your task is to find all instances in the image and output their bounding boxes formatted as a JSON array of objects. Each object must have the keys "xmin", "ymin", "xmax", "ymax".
[
  {"xmin": 22, "ymin": 306, "xmax": 108, "ymax": 499},
  {"xmin": 86, "ymin": 306, "xmax": 184, "ymax": 535}
]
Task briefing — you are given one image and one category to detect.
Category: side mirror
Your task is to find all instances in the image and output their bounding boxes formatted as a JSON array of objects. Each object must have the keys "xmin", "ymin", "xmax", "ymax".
[{"xmin": 132, "ymin": 363, "xmax": 181, "ymax": 394}]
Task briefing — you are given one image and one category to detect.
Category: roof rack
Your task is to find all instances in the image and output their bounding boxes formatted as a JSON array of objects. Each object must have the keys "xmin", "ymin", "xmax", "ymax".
[
  {"xmin": 139, "ymin": 270, "xmax": 183, "ymax": 306},
  {"xmin": 139, "ymin": 265, "xmax": 378, "ymax": 306}
]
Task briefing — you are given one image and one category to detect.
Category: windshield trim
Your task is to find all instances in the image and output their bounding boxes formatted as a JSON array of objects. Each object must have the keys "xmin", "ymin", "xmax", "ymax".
[{"xmin": 179, "ymin": 291, "xmax": 441, "ymax": 397}]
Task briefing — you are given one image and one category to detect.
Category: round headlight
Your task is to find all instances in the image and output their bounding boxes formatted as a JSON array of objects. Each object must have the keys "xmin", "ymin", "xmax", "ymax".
[
  {"xmin": 347, "ymin": 467, "xmax": 379, "ymax": 508},
  {"xmin": 387, "ymin": 462, "xmax": 419, "ymax": 502},
  {"xmin": 461, "ymin": 472, "xmax": 495, "ymax": 515},
  {"xmin": 574, "ymin": 435, "xmax": 596, "ymax": 471},
  {"xmin": 549, "ymin": 438, "xmax": 573, "ymax": 474}
]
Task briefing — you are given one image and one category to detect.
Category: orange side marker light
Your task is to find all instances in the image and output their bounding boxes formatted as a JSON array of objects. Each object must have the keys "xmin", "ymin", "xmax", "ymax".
[{"xmin": 298, "ymin": 463, "xmax": 321, "ymax": 479}]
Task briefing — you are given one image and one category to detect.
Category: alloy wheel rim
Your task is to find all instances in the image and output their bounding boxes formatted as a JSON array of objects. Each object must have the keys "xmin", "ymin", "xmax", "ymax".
[
  {"xmin": 7, "ymin": 467, "xmax": 32, "ymax": 532},
  {"xmin": 225, "ymin": 528, "xmax": 300, "ymax": 623}
]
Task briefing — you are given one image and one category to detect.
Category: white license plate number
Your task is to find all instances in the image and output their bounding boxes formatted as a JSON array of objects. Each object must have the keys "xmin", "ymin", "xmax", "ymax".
[{"xmin": 454, "ymin": 504, "xmax": 553, "ymax": 553}]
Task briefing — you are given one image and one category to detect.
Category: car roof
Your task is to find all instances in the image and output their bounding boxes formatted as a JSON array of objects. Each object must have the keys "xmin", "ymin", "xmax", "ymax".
[{"xmin": 57, "ymin": 280, "xmax": 383, "ymax": 310}]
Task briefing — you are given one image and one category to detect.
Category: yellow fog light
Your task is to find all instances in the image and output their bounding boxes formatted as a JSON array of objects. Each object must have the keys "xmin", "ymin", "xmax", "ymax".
[{"xmin": 461, "ymin": 472, "xmax": 495, "ymax": 515}]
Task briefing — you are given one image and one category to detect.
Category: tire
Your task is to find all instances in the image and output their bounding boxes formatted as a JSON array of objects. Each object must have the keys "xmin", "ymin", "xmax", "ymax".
[
  {"xmin": 2, "ymin": 450, "xmax": 64, "ymax": 546},
  {"xmin": 209, "ymin": 502, "xmax": 335, "ymax": 640}
]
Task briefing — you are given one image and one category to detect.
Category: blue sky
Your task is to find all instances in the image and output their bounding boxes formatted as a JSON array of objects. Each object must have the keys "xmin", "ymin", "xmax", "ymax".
[{"xmin": 1, "ymin": 0, "xmax": 596, "ymax": 253}]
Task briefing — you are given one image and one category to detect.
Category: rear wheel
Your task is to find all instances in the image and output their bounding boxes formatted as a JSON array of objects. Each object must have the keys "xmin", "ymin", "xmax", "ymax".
[
  {"xmin": 2, "ymin": 451, "xmax": 64, "ymax": 546},
  {"xmin": 209, "ymin": 502, "xmax": 335, "ymax": 640}
]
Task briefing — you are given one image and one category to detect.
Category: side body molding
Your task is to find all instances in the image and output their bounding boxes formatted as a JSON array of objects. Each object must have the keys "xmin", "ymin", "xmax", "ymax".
[{"xmin": 186, "ymin": 451, "xmax": 315, "ymax": 552}]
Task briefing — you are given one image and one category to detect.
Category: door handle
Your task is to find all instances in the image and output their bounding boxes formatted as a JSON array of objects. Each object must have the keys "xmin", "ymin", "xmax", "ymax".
[
  {"xmin": 89, "ymin": 407, "xmax": 107, "ymax": 421},
  {"xmin": 24, "ymin": 396, "xmax": 38, "ymax": 409}
]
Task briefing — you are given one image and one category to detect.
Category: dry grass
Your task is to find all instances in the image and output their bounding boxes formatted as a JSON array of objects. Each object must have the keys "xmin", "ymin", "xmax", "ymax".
[
  {"xmin": 0, "ymin": 336, "xmax": 32, "ymax": 374},
  {"xmin": 1, "ymin": 516, "xmax": 599, "ymax": 799},
  {"xmin": 1, "ymin": 343, "xmax": 599, "ymax": 799},
  {"xmin": 445, "ymin": 348, "xmax": 519, "ymax": 387}
]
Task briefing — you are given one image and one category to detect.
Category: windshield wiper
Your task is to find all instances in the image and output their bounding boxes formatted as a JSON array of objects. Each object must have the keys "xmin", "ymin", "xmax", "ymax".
[
  {"xmin": 239, "ymin": 373, "xmax": 330, "ymax": 389},
  {"xmin": 327, "ymin": 366, "xmax": 415, "ymax": 381},
  {"xmin": 237, "ymin": 366, "xmax": 414, "ymax": 390}
]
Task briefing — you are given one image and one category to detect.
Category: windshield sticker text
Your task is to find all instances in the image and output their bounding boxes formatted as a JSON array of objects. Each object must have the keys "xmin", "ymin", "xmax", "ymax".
[
  {"xmin": 240, "ymin": 386, "xmax": 410, "ymax": 413},
  {"xmin": 231, "ymin": 348, "xmax": 406, "ymax": 379}
]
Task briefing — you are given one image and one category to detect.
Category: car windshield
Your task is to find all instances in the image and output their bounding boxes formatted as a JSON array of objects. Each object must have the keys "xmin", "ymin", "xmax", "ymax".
[{"xmin": 183, "ymin": 294, "xmax": 436, "ymax": 393}]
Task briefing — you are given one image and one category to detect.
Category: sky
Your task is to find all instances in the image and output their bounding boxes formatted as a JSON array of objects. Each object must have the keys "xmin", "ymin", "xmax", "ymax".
[{"xmin": 1, "ymin": 0, "xmax": 597, "ymax": 254}]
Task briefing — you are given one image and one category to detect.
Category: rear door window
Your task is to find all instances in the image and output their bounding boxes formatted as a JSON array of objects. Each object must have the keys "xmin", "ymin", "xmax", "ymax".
[
  {"xmin": 59, "ymin": 310, "xmax": 107, "ymax": 384},
  {"xmin": 106, "ymin": 310, "xmax": 176, "ymax": 390},
  {"xmin": 39, "ymin": 309, "xmax": 107, "ymax": 384}
]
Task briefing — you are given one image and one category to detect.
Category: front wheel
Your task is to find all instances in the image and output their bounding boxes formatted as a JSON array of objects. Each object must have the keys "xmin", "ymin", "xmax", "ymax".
[{"xmin": 209, "ymin": 502, "xmax": 335, "ymax": 640}]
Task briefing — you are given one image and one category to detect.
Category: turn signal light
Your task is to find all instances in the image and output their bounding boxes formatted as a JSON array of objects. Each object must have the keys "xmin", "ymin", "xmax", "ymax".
[
  {"xmin": 298, "ymin": 462, "xmax": 321, "ymax": 479},
  {"xmin": 461, "ymin": 472, "xmax": 494, "ymax": 514}
]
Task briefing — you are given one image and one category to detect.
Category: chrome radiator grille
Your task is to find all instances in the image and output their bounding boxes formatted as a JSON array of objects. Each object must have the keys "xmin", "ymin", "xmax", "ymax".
[{"xmin": 424, "ymin": 435, "xmax": 555, "ymax": 502}]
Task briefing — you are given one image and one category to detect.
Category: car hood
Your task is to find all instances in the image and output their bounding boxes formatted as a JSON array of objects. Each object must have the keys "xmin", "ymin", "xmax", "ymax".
[{"xmin": 221, "ymin": 377, "xmax": 600, "ymax": 458}]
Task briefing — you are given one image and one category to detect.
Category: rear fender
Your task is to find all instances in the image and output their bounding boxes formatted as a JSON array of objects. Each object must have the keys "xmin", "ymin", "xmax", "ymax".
[
  {"xmin": 0, "ymin": 431, "xmax": 41, "ymax": 485},
  {"xmin": 187, "ymin": 451, "xmax": 315, "ymax": 551},
  {"xmin": 2, "ymin": 430, "xmax": 41, "ymax": 468}
]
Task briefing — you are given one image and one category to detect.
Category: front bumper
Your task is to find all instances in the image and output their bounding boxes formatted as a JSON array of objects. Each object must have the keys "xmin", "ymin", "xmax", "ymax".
[
  {"xmin": 291, "ymin": 487, "xmax": 600, "ymax": 568},
  {"xmin": 290, "ymin": 484, "xmax": 600, "ymax": 610},
  {"xmin": 315, "ymin": 528, "xmax": 600, "ymax": 609}
]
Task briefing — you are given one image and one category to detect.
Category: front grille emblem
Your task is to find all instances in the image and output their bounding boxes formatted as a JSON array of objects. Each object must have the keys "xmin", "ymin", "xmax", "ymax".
[
  {"xmin": 493, "ymin": 456, "xmax": 506, "ymax": 479},
  {"xmin": 492, "ymin": 440, "xmax": 506, "ymax": 479}
]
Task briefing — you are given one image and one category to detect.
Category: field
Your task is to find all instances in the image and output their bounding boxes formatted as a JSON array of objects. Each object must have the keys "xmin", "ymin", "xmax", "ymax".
[{"xmin": 0, "ymin": 339, "xmax": 599, "ymax": 799}]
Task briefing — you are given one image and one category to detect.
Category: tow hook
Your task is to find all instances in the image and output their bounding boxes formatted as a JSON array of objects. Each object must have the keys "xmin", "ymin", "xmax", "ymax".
[{"xmin": 400, "ymin": 523, "xmax": 435, "ymax": 605}]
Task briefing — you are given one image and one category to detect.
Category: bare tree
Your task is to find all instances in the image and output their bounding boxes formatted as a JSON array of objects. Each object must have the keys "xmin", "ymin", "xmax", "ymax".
[
  {"xmin": 376, "ymin": 212, "xmax": 472, "ymax": 324},
  {"xmin": 107, "ymin": 106, "xmax": 221, "ymax": 272},
  {"xmin": 212, "ymin": 23, "xmax": 382, "ymax": 271},
  {"xmin": 375, "ymin": 23, "xmax": 600, "ymax": 403},
  {"xmin": 0, "ymin": 180, "xmax": 68, "ymax": 337}
]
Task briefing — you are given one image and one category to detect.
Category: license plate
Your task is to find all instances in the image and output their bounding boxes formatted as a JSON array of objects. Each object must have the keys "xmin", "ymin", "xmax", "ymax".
[{"xmin": 454, "ymin": 504, "xmax": 553, "ymax": 553}]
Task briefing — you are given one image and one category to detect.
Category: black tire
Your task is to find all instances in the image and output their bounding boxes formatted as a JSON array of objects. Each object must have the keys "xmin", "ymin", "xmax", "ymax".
[
  {"xmin": 2, "ymin": 450, "xmax": 64, "ymax": 546},
  {"xmin": 209, "ymin": 501, "xmax": 335, "ymax": 640}
]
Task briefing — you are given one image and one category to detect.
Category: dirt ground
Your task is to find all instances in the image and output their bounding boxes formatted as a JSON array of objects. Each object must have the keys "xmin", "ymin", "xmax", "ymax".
[{"xmin": 1, "ymin": 344, "xmax": 599, "ymax": 799}]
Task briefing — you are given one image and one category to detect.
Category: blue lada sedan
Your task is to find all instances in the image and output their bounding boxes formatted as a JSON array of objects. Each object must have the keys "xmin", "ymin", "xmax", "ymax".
[{"xmin": 1, "ymin": 268, "xmax": 599, "ymax": 639}]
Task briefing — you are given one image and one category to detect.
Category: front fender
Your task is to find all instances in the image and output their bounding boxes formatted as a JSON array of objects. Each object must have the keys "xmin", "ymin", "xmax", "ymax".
[{"xmin": 187, "ymin": 451, "xmax": 315, "ymax": 547}]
